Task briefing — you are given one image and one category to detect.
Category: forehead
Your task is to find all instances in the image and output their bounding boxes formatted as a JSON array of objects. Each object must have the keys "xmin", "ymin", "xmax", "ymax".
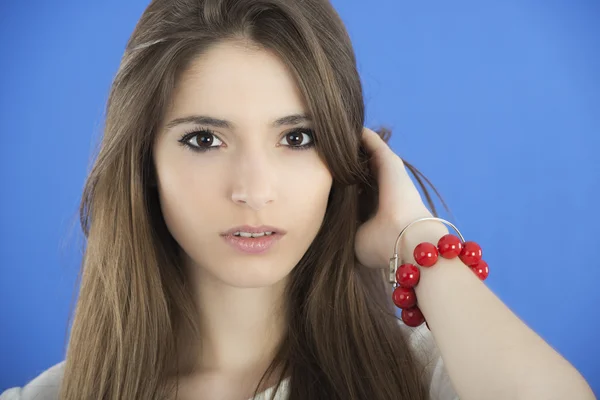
[{"xmin": 165, "ymin": 41, "xmax": 308, "ymax": 123}]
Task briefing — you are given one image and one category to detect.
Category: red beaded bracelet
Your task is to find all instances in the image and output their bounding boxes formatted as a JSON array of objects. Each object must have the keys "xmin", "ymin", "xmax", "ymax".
[{"xmin": 388, "ymin": 217, "xmax": 490, "ymax": 328}]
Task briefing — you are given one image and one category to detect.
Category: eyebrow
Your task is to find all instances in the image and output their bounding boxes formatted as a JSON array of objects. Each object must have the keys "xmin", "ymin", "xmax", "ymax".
[{"xmin": 164, "ymin": 114, "xmax": 312, "ymax": 130}]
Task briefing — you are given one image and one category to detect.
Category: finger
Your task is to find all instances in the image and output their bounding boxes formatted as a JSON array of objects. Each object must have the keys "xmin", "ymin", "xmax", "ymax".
[{"xmin": 361, "ymin": 127, "xmax": 391, "ymax": 157}]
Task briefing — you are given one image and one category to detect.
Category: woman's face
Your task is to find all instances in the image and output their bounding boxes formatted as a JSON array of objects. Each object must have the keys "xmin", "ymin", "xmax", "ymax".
[{"xmin": 153, "ymin": 41, "xmax": 333, "ymax": 288}]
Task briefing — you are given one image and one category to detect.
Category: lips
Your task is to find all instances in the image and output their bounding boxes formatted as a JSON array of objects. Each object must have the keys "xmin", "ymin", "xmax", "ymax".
[
  {"xmin": 222, "ymin": 232, "xmax": 283, "ymax": 254},
  {"xmin": 221, "ymin": 224, "xmax": 286, "ymax": 236}
]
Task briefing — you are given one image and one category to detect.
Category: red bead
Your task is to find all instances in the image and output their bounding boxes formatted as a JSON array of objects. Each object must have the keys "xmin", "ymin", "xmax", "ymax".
[
  {"xmin": 459, "ymin": 241, "xmax": 482, "ymax": 267},
  {"xmin": 471, "ymin": 259, "xmax": 489, "ymax": 280},
  {"xmin": 401, "ymin": 306, "xmax": 425, "ymax": 327},
  {"xmin": 413, "ymin": 242, "xmax": 438, "ymax": 267},
  {"xmin": 392, "ymin": 286, "xmax": 417, "ymax": 309},
  {"xmin": 396, "ymin": 263, "xmax": 420, "ymax": 288},
  {"xmin": 437, "ymin": 234, "xmax": 463, "ymax": 258}
]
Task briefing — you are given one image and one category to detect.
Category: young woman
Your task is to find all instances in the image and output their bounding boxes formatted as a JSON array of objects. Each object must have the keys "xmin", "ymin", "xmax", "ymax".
[{"xmin": 1, "ymin": 0, "xmax": 595, "ymax": 399}]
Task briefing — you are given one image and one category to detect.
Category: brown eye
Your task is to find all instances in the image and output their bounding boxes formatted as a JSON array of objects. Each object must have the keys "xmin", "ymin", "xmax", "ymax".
[
  {"xmin": 179, "ymin": 129, "xmax": 223, "ymax": 152},
  {"xmin": 193, "ymin": 132, "xmax": 215, "ymax": 147},
  {"xmin": 280, "ymin": 129, "xmax": 314, "ymax": 148}
]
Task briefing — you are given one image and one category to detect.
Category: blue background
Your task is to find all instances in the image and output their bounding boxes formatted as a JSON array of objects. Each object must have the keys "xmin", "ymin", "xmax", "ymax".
[{"xmin": 1, "ymin": 0, "xmax": 598, "ymax": 395}]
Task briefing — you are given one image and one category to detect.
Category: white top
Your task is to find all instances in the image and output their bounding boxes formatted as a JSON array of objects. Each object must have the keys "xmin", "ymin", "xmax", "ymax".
[{"xmin": 0, "ymin": 323, "xmax": 459, "ymax": 400}]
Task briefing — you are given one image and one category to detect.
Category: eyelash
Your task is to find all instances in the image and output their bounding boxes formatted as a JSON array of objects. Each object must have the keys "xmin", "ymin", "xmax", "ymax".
[{"xmin": 177, "ymin": 127, "xmax": 316, "ymax": 153}]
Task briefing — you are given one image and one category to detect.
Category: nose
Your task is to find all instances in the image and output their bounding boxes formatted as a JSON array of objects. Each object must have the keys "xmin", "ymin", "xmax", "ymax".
[{"xmin": 230, "ymin": 150, "xmax": 277, "ymax": 210}]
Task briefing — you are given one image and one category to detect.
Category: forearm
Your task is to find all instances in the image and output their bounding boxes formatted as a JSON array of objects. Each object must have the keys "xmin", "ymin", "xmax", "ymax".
[{"xmin": 400, "ymin": 220, "xmax": 595, "ymax": 400}]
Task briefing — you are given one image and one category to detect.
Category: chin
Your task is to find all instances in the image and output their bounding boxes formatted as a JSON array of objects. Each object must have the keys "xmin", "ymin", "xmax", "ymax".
[
  {"xmin": 192, "ymin": 256, "xmax": 294, "ymax": 289},
  {"xmin": 222, "ymin": 275, "xmax": 288, "ymax": 289},
  {"xmin": 227, "ymin": 260, "xmax": 293, "ymax": 288}
]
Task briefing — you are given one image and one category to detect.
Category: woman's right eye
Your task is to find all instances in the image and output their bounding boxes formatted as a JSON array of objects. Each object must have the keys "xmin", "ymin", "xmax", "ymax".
[{"xmin": 178, "ymin": 129, "xmax": 223, "ymax": 152}]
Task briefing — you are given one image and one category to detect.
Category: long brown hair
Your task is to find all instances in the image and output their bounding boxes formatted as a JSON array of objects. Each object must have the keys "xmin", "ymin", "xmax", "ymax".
[{"xmin": 60, "ymin": 0, "xmax": 446, "ymax": 398}]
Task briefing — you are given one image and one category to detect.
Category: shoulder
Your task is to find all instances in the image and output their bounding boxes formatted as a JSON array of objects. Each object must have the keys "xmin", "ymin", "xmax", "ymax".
[
  {"xmin": 0, "ymin": 361, "xmax": 65, "ymax": 400},
  {"xmin": 398, "ymin": 321, "xmax": 460, "ymax": 400}
]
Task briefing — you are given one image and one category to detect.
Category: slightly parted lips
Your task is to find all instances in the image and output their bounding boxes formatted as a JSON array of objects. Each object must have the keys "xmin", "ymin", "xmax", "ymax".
[{"xmin": 221, "ymin": 225, "xmax": 286, "ymax": 236}]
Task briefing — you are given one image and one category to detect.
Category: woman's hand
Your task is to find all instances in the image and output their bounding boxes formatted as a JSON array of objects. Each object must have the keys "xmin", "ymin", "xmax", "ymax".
[{"xmin": 354, "ymin": 127, "xmax": 434, "ymax": 269}]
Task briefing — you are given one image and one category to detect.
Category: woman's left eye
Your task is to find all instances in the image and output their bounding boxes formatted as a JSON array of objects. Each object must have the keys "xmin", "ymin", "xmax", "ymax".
[{"xmin": 280, "ymin": 128, "xmax": 315, "ymax": 150}]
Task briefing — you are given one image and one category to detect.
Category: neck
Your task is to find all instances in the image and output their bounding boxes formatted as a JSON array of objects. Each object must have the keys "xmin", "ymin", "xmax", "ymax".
[{"xmin": 187, "ymin": 263, "xmax": 287, "ymax": 374}]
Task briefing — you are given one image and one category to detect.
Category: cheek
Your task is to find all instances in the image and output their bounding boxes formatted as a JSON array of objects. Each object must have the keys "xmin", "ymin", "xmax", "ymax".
[
  {"xmin": 155, "ymin": 154, "xmax": 225, "ymax": 240},
  {"xmin": 286, "ymin": 169, "xmax": 330, "ymax": 207},
  {"xmin": 280, "ymin": 159, "xmax": 332, "ymax": 230}
]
